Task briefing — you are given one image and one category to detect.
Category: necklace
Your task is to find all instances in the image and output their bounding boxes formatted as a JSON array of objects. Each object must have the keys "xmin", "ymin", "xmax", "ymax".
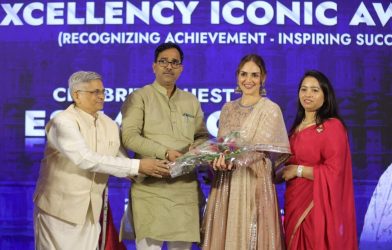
[
  {"xmin": 301, "ymin": 120, "xmax": 315, "ymax": 125},
  {"xmin": 239, "ymin": 102, "xmax": 257, "ymax": 108},
  {"xmin": 239, "ymin": 97, "xmax": 261, "ymax": 108},
  {"xmin": 298, "ymin": 119, "xmax": 316, "ymax": 131}
]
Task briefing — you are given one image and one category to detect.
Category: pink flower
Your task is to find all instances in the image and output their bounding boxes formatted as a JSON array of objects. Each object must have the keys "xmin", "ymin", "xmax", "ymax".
[{"xmin": 169, "ymin": 131, "xmax": 250, "ymax": 178}]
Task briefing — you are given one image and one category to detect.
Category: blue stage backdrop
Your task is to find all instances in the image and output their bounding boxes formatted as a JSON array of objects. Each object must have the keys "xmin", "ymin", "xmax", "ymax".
[{"xmin": 0, "ymin": 0, "xmax": 391, "ymax": 249}]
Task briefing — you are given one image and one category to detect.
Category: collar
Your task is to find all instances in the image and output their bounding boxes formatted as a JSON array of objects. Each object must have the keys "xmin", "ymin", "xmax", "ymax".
[
  {"xmin": 152, "ymin": 81, "xmax": 177, "ymax": 98},
  {"xmin": 70, "ymin": 104, "xmax": 99, "ymax": 124}
]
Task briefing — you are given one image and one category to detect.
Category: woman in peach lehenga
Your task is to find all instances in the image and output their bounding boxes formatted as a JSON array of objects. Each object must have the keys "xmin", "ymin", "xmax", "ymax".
[{"xmin": 201, "ymin": 54, "xmax": 291, "ymax": 250}]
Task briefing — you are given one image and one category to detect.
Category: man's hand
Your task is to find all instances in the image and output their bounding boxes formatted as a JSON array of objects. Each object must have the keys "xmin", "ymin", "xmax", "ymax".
[
  {"xmin": 139, "ymin": 159, "xmax": 170, "ymax": 178},
  {"xmin": 166, "ymin": 149, "xmax": 182, "ymax": 162},
  {"xmin": 188, "ymin": 144, "xmax": 196, "ymax": 151}
]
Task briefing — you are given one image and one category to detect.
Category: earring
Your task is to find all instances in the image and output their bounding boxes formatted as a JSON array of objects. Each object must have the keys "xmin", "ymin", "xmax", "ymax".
[
  {"xmin": 260, "ymin": 82, "xmax": 267, "ymax": 96},
  {"xmin": 235, "ymin": 84, "xmax": 242, "ymax": 93}
]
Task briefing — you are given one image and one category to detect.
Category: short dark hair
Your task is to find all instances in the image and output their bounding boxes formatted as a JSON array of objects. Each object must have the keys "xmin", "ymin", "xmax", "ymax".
[
  {"xmin": 154, "ymin": 42, "xmax": 184, "ymax": 63},
  {"xmin": 290, "ymin": 70, "xmax": 345, "ymax": 134}
]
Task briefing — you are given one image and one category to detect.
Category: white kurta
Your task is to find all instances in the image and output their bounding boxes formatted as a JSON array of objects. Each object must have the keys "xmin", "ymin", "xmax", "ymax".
[{"xmin": 34, "ymin": 104, "xmax": 140, "ymax": 249}]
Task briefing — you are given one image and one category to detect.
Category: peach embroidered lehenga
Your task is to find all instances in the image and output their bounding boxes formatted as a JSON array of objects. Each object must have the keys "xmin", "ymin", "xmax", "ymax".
[{"xmin": 201, "ymin": 98, "xmax": 290, "ymax": 250}]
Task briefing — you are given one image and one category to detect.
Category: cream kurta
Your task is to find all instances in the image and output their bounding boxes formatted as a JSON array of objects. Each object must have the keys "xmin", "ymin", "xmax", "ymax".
[
  {"xmin": 34, "ymin": 104, "xmax": 140, "ymax": 225},
  {"xmin": 121, "ymin": 81, "xmax": 209, "ymax": 242}
]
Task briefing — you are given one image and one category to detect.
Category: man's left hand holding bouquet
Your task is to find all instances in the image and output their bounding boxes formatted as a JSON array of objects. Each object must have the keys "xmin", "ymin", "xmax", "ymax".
[{"xmin": 165, "ymin": 149, "xmax": 183, "ymax": 162}]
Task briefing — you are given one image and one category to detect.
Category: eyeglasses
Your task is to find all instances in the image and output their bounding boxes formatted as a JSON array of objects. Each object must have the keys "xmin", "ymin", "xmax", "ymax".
[
  {"xmin": 76, "ymin": 89, "xmax": 106, "ymax": 96},
  {"xmin": 157, "ymin": 59, "xmax": 182, "ymax": 69}
]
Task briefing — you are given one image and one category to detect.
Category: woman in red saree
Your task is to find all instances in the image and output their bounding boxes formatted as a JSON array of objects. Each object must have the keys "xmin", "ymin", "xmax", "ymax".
[
  {"xmin": 202, "ymin": 54, "xmax": 291, "ymax": 250},
  {"xmin": 282, "ymin": 70, "xmax": 358, "ymax": 250}
]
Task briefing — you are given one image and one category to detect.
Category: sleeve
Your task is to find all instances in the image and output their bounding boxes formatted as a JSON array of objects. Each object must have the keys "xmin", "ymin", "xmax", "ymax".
[
  {"xmin": 266, "ymin": 104, "xmax": 291, "ymax": 166},
  {"xmin": 217, "ymin": 103, "xmax": 230, "ymax": 138},
  {"xmin": 244, "ymin": 101, "xmax": 290, "ymax": 161},
  {"xmin": 268, "ymin": 103, "xmax": 290, "ymax": 145},
  {"xmin": 120, "ymin": 91, "xmax": 167, "ymax": 159},
  {"xmin": 192, "ymin": 100, "xmax": 209, "ymax": 147},
  {"xmin": 47, "ymin": 116, "xmax": 140, "ymax": 178}
]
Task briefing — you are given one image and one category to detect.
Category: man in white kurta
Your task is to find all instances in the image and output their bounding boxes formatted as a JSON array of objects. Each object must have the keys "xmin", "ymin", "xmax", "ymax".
[{"xmin": 33, "ymin": 71, "xmax": 169, "ymax": 250}]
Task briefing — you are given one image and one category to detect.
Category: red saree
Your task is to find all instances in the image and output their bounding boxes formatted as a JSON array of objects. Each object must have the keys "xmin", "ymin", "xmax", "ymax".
[
  {"xmin": 99, "ymin": 187, "xmax": 126, "ymax": 250},
  {"xmin": 284, "ymin": 118, "xmax": 358, "ymax": 250}
]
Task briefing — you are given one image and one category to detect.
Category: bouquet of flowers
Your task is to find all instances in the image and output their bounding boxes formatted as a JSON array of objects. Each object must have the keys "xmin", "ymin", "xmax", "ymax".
[{"xmin": 169, "ymin": 131, "xmax": 256, "ymax": 178}]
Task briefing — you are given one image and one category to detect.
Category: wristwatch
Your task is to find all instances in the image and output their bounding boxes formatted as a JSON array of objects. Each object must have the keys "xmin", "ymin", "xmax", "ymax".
[{"xmin": 296, "ymin": 165, "xmax": 304, "ymax": 178}]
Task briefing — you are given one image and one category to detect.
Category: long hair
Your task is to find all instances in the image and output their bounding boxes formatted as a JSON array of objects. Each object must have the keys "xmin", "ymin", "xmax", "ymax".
[{"xmin": 289, "ymin": 70, "xmax": 345, "ymax": 135}]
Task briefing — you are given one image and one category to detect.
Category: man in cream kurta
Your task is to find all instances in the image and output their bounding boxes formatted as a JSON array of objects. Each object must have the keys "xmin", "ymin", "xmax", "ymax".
[
  {"xmin": 33, "ymin": 71, "xmax": 169, "ymax": 250},
  {"xmin": 121, "ymin": 43, "xmax": 209, "ymax": 250}
]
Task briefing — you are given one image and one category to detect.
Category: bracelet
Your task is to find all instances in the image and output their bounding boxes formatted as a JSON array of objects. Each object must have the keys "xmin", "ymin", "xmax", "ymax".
[
  {"xmin": 296, "ymin": 165, "xmax": 304, "ymax": 178},
  {"xmin": 165, "ymin": 151, "xmax": 169, "ymax": 160}
]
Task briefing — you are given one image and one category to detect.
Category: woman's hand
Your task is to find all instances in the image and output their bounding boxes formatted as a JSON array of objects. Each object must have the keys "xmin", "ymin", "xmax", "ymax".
[
  {"xmin": 282, "ymin": 164, "xmax": 314, "ymax": 181},
  {"xmin": 282, "ymin": 164, "xmax": 298, "ymax": 181},
  {"xmin": 212, "ymin": 153, "xmax": 234, "ymax": 171}
]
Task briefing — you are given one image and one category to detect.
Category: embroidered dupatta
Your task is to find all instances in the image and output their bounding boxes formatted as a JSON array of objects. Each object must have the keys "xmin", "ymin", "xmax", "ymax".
[{"xmin": 202, "ymin": 98, "xmax": 290, "ymax": 250}]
